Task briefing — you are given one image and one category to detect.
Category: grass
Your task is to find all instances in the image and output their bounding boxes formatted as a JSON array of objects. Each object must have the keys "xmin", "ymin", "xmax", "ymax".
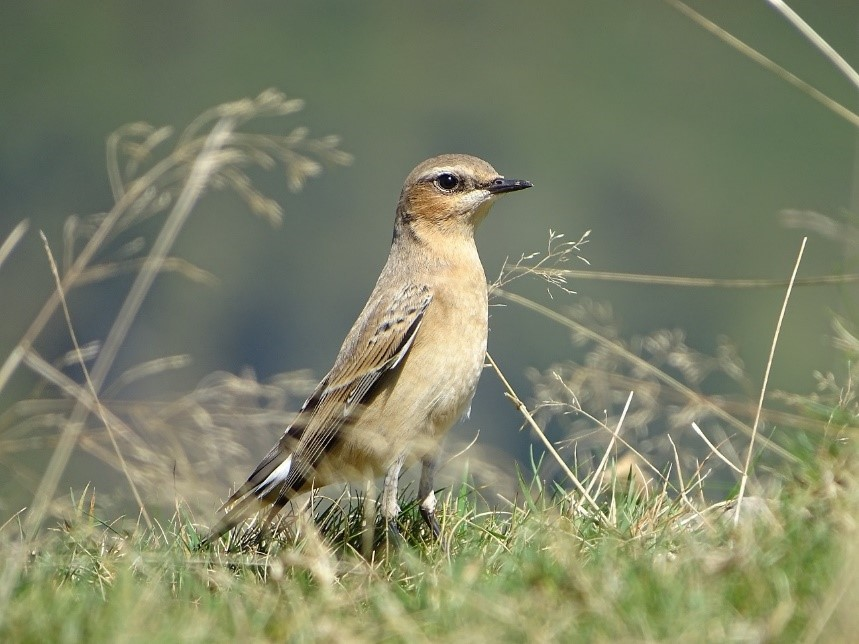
[
  {"xmin": 1, "ymin": 433, "xmax": 856, "ymax": 642},
  {"xmin": 3, "ymin": 4, "xmax": 859, "ymax": 641}
]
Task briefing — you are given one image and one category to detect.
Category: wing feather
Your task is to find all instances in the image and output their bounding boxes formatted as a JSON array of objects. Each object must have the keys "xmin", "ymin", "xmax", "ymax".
[{"xmin": 208, "ymin": 283, "xmax": 433, "ymax": 539}]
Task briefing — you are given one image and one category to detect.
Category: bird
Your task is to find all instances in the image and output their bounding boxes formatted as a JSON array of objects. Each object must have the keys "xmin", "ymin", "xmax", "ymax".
[{"xmin": 207, "ymin": 153, "xmax": 532, "ymax": 545}]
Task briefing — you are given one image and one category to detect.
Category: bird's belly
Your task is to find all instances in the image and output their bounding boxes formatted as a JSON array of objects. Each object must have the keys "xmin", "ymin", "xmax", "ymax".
[
  {"xmin": 406, "ymin": 291, "xmax": 488, "ymax": 436},
  {"xmin": 333, "ymin": 307, "xmax": 487, "ymax": 475},
  {"xmin": 422, "ymin": 339, "xmax": 485, "ymax": 432}
]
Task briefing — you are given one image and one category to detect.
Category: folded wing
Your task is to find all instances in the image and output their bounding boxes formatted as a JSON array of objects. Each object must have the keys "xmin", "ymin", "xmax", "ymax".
[{"xmin": 207, "ymin": 283, "xmax": 433, "ymax": 539}]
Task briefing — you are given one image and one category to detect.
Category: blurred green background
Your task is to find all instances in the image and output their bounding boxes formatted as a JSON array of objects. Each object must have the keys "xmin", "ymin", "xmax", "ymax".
[{"xmin": 1, "ymin": 2, "xmax": 857, "ymax": 516}]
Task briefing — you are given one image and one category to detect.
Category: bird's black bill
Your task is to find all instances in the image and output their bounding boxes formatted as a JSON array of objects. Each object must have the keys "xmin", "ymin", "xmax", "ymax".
[{"xmin": 487, "ymin": 177, "xmax": 533, "ymax": 194}]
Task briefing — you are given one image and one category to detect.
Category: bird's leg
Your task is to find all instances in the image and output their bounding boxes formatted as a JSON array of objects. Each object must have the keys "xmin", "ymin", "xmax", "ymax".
[
  {"xmin": 419, "ymin": 453, "xmax": 443, "ymax": 543},
  {"xmin": 382, "ymin": 453, "xmax": 405, "ymax": 543}
]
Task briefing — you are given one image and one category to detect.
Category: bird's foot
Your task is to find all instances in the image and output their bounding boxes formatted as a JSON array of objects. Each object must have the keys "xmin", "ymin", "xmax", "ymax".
[
  {"xmin": 384, "ymin": 518, "xmax": 405, "ymax": 551},
  {"xmin": 420, "ymin": 507, "xmax": 449, "ymax": 553}
]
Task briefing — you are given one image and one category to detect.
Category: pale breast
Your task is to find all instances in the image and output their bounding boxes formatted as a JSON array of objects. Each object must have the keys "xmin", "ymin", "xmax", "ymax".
[
  {"xmin": 413, "ymin": 268, "xmax": 489, "ymax": 435},
  {"xmin": 330, "ymin": 259, "xmax": 489, "ymax": 474}
]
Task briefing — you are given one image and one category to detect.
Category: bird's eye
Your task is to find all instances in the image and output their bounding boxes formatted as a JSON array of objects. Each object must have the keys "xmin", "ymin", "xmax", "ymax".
[{"xmin": 435, "ymin": 173, "xmax": 460, "ymax": 191}]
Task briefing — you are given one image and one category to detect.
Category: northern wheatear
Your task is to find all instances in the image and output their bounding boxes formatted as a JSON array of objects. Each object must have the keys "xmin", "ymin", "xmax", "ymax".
[{"xmin": 208, "ymin": 154, "xmax": 531, "ymax": 543}]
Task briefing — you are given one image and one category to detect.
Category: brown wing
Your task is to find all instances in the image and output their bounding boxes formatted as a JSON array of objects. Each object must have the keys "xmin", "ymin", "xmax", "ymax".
[{"xmin": 207, "ymin": 284, "xmax": 433, "ymax": 539}]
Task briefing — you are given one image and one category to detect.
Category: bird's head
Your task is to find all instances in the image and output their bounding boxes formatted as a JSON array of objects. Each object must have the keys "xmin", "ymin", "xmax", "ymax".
[{"xmin": 396, "ymin": 154, "xmax": 532, "ymax": 236}]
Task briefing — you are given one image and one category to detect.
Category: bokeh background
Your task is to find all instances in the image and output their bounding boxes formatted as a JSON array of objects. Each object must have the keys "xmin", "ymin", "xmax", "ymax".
[{"xmin": 1, "ymin": 2, "xmax": 857, "ymax": 519}]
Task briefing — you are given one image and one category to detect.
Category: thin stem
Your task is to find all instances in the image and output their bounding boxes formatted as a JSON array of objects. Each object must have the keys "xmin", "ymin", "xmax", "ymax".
[
  {"xmin": 734, "ymin": 237, "xmax": 807, "ymax": 526},
  {"xmin": 485, "ymin": 351, "xmax": 604, "ymax": 518}
]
